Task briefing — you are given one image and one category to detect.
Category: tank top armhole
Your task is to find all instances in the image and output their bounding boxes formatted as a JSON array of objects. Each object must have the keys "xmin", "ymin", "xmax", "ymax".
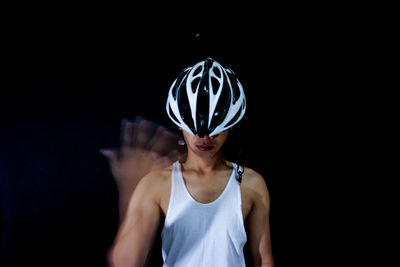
[
  {"xmin": 234, "ymin": 162, "xmax": 248, "ymax": 240},
  {"xmin": 237, "ymin": 185, "xmax": 248, "ymax": 240},
  {"xmin": 163, "ymin": 161, "xmax": 177, "ymax": 227}
]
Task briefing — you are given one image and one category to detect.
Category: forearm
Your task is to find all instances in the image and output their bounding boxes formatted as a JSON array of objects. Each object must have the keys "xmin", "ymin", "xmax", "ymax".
[
  {"xmin": 110, "ymin": 218, "xmax": 158, "ymax": 267},
  {"xmin": 110, "ymin": 186, "xmax": 161, "ymax": 267},
  {"xmin": 109, "ymin": 232, "xmax": 148, "ymax": 267}
]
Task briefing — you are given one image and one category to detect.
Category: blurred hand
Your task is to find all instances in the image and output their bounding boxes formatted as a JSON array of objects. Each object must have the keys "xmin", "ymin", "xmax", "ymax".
[{"xmin": 100, "ymin": 117, "xmax": 184, "ymax": 219}]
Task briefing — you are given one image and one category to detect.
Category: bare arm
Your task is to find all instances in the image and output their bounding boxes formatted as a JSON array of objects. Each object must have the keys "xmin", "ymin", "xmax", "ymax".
[
  {"xmin": 108, "ymin": 174, "xmax": 162, "ymax": 267},
  {"xmin": 246, "ymin": 174, "xmax": 275, "ymax": 267}
]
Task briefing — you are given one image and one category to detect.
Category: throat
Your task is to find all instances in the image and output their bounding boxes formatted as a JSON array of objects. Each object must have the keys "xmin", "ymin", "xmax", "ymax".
[{"xmin": 184, "ymin": 151, "xmax": 225, "ymax": 172}]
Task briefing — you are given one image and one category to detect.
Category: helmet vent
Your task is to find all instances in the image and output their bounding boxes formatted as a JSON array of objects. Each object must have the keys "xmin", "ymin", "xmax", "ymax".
[
  {"xmin": 191, "ymin": 77, "xmax": 200, "ymax": 93},
  {"xmin": 213, "ymin": 66, "xmax": 221, "ymax": 77},
  {"xmin": 226, "ymin": 69, "xmax": 241, "ymax": 104},
  {"xmin": 168, "ymin": 105, "xmax": 179, "ymax": 123},
  {"xmin": 211, "ymin": 76, "xmax": 220, "ymax": 95},
  {"xmin": 224, "ymin": 108, "xmax": 242, "ymax": 128},
  {"xmin": 192, "ymin": 65, "xmax": 203, "ymax": 77}
]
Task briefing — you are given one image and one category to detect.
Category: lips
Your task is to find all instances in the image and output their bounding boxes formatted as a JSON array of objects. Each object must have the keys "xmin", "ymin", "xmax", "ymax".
[{"xmin": 196, "ymin": 145, "xmax": 214, "ymax": 151}]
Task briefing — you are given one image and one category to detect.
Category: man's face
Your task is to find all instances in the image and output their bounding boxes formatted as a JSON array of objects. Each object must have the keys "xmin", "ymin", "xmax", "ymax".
[{"xmin": 182, "ymin": 130, "xmax": 229, "ymax": 157}]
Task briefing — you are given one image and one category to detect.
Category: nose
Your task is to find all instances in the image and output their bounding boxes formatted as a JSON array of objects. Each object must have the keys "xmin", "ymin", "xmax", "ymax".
[{"xmin": 197, "ymin": 134, "xmax": 212, "ymax": 140}]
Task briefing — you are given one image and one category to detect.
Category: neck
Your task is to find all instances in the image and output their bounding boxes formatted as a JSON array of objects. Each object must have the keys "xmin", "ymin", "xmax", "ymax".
[{"xmin": 183, "ymin": 151, "xmax": 227, "ymax": 173}]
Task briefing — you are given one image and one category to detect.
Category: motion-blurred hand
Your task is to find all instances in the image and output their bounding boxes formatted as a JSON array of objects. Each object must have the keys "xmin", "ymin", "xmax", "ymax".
[{"xmin": 100, "ymin": 116, "xmax": 184, "ymax": 220}]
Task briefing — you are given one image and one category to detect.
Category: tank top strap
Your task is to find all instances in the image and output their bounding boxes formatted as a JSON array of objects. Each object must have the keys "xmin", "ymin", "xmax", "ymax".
[
  {"xmin": 170, "ymin": 161, "xmax": 190, "ymax": 202},
  {"xmin": 232, "ymin": 162, "xmax": 244, "ymax": 184}
]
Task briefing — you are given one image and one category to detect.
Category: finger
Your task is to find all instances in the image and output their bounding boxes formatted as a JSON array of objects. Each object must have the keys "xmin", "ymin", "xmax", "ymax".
[
  {"xmin": 121, "ymin": 119, "xmax": 135, "ymax": 149},
  {"xmin": 146, "ymin": 126, "xmax": 167, "ymax": 153},
  {"xmin": 99, "ymin": 148, "xmax": 119, "ymax": 165},
  {"xmin": 149, "ymin": 127, "xmax": 181, "ymax": 155},
  {"xmin": 133, "ymin": 117, "xmax": 158, "ymax": 149}
]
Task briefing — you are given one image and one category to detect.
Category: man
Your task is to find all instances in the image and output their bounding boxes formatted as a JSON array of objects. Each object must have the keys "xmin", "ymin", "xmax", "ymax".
[{"xmin": 104, "ymin": 58, "xmax": 274, "ymax": 266}]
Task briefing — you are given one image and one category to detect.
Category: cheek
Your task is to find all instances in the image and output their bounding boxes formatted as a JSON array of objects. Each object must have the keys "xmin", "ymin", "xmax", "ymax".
[
  {"xmin": 182, "ymin": 134, "xmax": 197, "ymax": 147},
  {"xmin": 211, "ymin": 137, "xmax": 227, "ymax": 150},
  {"xmin": 216, "ymin": 134, "xmax": 229, "ymax": 144},
  {"xmin": 215, "ymin": 140, "xmax": 226, "ymax": 150}
]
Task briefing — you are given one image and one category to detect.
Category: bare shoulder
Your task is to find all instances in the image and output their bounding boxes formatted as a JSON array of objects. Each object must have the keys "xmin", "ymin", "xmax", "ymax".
[
  {"xmin": 240, "ymin": 166, "xmax": 270, "ymax": 201},
  {"xmin": 139, "ymin": 164, "xmax": 173, "ymax": 185},
  {"xmin": 132, "ymin": 164, "xmax": 173, "ymax": 202},
  {"xmin": 241, "ymin": 167, "xmax": 267, "ymax": 188}
]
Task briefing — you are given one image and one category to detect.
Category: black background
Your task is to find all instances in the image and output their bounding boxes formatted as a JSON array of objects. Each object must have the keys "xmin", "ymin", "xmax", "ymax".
[{"xmin": 0, "ymin": 5, "xmax": 366, "ymax": 267}]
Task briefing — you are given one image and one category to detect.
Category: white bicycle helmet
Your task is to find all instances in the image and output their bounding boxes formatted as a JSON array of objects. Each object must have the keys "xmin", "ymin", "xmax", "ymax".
[{"xmin": 166, "ymin": 58, "xmax": 246, "ymax": 137}]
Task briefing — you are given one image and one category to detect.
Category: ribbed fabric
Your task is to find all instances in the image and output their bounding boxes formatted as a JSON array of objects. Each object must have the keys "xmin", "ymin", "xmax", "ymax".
[{"xmin": 161, "ymin": 161, "xmax": 247, "ymax": 267}]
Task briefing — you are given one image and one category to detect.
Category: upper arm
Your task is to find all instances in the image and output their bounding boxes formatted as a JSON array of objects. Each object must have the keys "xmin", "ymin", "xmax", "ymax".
[
  {"xmin": 110, "ymin": 173, "xmax": 162, "ymax": 267},
  {"xmin": 246, "ymin": 172, "xmax": 275, "ymax": 267}
]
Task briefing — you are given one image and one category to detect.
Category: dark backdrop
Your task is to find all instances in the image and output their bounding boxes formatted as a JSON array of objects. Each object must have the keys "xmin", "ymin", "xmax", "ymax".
[{"xmin": 0, "ymin": 8, "xmax": 358, "ymax": 267}]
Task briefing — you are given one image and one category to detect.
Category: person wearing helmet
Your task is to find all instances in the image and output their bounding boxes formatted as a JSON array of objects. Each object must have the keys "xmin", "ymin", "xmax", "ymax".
[{"xmin": 106, "ymin": 58, "xmax": 274, "ymax": 267}]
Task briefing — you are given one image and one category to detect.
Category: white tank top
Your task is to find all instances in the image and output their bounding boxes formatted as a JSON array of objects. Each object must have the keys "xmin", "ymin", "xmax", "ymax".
[{"xmin": 161, "ymin": 161, "xmax": 247, "ymax": 267}]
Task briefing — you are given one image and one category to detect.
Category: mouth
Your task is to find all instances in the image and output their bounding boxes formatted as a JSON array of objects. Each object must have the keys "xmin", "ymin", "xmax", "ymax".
[{"xmin": 196, "ymin": 145, "xmax": 215, "ymax": 151}]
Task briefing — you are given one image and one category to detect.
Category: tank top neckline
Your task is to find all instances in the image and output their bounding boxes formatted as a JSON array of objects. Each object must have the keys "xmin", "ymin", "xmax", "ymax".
[{"xmin": 176, "ymin": 161, "xmax": 236, "ymax": 206}]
